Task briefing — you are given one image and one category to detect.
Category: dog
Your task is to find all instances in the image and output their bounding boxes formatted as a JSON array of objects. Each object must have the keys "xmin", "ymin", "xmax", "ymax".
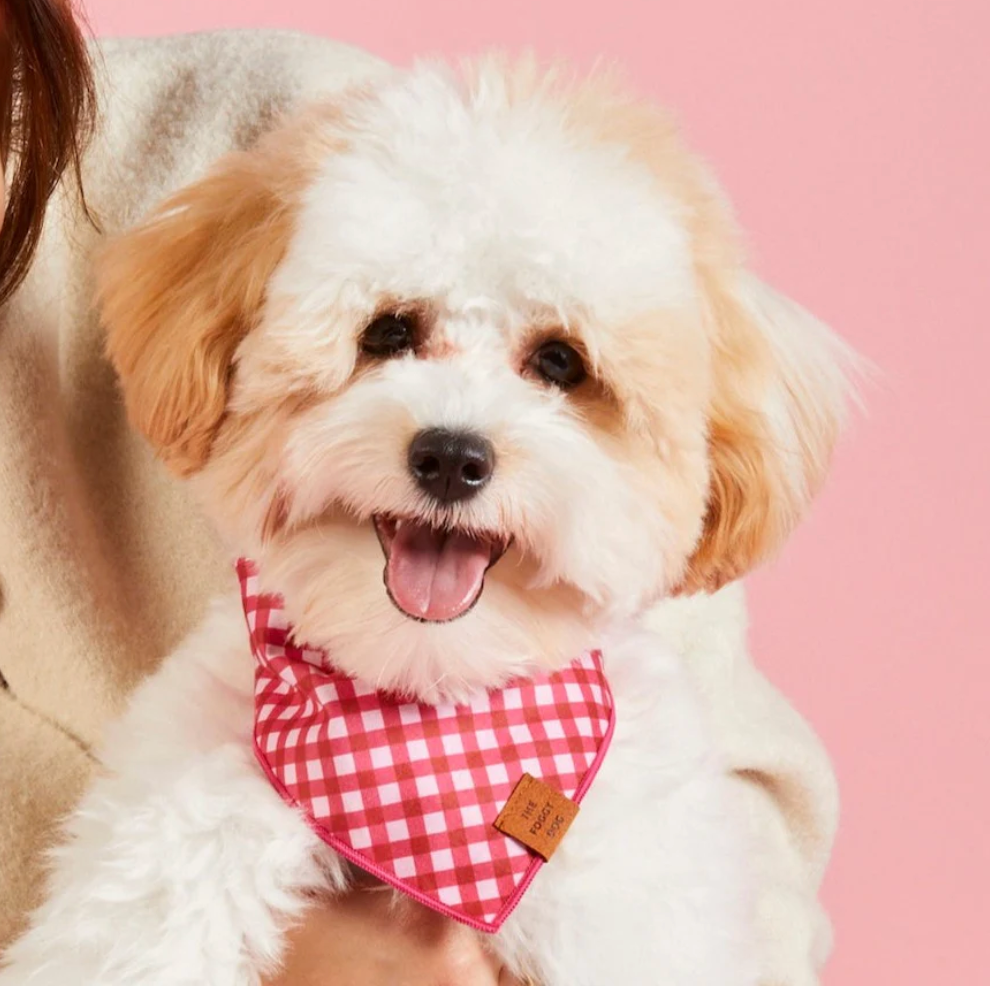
[{"xmin": 0, "ymin": 56, "xmax": 854, "ymax": 984}]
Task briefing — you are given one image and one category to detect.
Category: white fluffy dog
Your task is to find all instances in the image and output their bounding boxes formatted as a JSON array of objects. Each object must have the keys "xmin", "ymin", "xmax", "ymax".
[{"xmin": 1, "ymin": 57, "xmax": 853, "ymax": 984}]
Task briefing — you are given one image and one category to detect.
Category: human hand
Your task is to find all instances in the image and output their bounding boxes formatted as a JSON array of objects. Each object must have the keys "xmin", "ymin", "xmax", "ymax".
[{"xmin": 261, "ymin": 886, "xmax": 525, "ymax": 985}]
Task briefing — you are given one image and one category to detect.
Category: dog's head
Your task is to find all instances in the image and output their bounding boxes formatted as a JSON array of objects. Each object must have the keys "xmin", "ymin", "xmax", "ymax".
[{"xmin": 99, "ymin": 58, "xmax": 855, "ymax": 699}]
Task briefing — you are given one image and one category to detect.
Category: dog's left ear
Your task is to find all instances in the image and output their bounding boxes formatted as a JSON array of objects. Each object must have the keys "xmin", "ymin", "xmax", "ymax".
[{"xmin": 679, "ymin": 272, "xmax": 859, "ymax": 593}]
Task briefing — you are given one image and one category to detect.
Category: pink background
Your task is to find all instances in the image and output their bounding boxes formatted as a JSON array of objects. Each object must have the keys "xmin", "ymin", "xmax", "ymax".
[{"xmin": 84, "ymin": 0, "xmax": 989, "ymax": 985}]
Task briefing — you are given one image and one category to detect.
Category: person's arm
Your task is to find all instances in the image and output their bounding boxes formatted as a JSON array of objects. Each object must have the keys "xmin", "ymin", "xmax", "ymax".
[{"xmin": 644, "ymin": 582, "xmax": 838, "ymax": 984}]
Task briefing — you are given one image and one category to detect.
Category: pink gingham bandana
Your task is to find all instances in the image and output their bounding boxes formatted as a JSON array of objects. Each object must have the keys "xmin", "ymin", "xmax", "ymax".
[{"xmin": 237, "ymin": 559, "xmax": 615, "ymax": 932}]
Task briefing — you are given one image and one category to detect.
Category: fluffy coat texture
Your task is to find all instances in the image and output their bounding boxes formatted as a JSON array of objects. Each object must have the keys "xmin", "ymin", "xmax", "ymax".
[{"xmin": 0, "ymin": 32, "xmax": 840, "ymax": 984}]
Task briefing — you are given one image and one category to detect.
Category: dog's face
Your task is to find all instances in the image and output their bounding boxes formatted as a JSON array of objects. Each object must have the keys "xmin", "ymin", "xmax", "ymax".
[{"xmin": 100, "ymin": 59, "xmax": 853, "ymax": 699}]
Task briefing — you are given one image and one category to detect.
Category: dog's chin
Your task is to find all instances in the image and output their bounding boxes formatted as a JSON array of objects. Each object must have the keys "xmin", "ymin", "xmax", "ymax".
[
  {"xmin": 255, "ymin": 514, "xmax": 598, "ymax": 702},
  {"xmin": 372, "ymin": 513, "xmax": 510, "ymax": 625}
]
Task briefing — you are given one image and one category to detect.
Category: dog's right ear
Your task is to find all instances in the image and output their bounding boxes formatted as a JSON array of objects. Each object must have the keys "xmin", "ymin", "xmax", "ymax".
[{"xmin": 97, "ymin": 113, "xmax": 339, "ymax": 476}]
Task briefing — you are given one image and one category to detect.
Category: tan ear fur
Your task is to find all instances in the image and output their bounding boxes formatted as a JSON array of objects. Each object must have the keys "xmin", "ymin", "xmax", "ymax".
[
  {"xmin": 97, "ymin": 108, "xmax": 343, "ymax": 476},
  {"xmin": 679, "ymin": 274, "xmax": 856, "ymax": 593}
]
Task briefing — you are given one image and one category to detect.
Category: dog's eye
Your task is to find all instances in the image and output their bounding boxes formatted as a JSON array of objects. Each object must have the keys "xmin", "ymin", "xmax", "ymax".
[
  {"xmin": 530, "ymin": 340, "xmax": 587, "ymax": 389},
  {"xmin": 360, "ymin": 314, "xmax": 416, "ymax": 357}
]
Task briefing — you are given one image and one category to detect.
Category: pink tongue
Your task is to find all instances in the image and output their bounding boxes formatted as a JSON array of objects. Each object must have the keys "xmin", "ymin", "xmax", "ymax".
[{"xmin": 385, "ymin": 521, "xmax": 492, "ymax": 622}]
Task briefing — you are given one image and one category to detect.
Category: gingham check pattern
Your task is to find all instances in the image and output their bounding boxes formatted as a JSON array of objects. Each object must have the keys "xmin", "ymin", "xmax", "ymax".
[{"xmin": 237, "ymin": 559, "xmax": 614, "ymax": 932}]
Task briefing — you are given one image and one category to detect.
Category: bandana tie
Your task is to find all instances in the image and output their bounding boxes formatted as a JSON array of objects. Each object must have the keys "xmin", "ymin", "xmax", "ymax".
[{"xmin": 239, "ymin": 558, "xmax": 614, "ymax": 932}]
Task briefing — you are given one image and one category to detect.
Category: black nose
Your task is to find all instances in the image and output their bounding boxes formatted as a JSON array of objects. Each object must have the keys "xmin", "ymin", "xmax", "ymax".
[{"xmin": 408, "ymin": 428, "xmax": 494, "ymax": 503}]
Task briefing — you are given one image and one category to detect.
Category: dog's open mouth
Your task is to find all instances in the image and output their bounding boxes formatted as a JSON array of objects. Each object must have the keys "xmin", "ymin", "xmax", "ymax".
[{"xmin": 373, "ymin": 515, "xmax": 508, "ymax": 624}]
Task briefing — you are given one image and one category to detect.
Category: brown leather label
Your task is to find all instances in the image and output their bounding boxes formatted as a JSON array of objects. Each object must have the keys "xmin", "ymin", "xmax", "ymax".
[{"xmin": 493, "ymin": 773, "xmax": 579, "ymax": 860}]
